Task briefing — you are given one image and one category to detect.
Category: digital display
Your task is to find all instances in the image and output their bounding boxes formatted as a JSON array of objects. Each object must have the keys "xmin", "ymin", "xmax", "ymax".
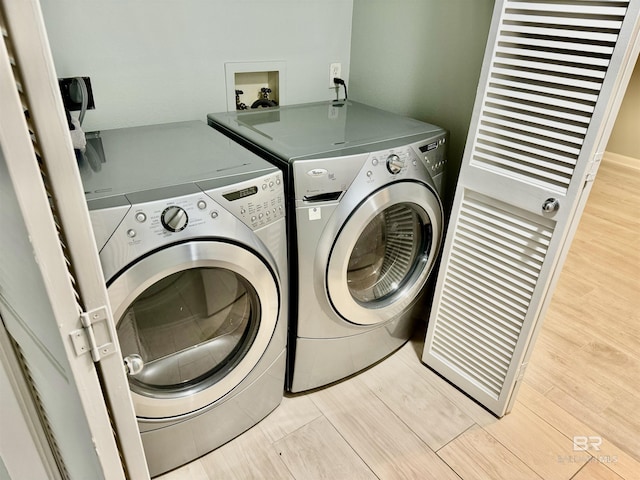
[
  {"xmin": 223, "ymin": 186, "xmax": 258, "ymax": 202},
  {"xmin": 419, "ymin": 142, "xmax": 438, "ymax": 153}
]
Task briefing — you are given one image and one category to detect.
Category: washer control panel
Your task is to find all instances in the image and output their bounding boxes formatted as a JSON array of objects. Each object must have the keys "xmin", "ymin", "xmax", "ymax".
[
  {"xmin": 295, "ymin": 132, "xmax": 447, "ymax": 204},
  {"xmin": 416, "ymin": 135, "xmax": 447, "ymax": 177}
]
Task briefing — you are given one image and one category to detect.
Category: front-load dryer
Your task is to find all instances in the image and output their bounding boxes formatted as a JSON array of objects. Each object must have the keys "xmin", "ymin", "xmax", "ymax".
[
  {"xmin": 208, "ymin": 101, "xmax": 447, "ymax": 392},
  {"xmin": 79, "ymin": 121, "xmax": 287, "ymax": 476}
]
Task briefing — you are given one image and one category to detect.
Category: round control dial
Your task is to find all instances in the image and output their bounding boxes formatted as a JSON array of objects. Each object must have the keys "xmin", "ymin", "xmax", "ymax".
[
  {"xmin": 161, "ymin": 206, "xmax": 188, "ymax": 232},
  {"xmin": 386, "ymin": 154, "xmax": 405, "ymax": 174}
]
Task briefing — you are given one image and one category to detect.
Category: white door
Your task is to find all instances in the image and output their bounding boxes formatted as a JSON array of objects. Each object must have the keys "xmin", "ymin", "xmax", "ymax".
[
  {"xmin": 423, "ymin": 0, "xmax": 640, "ymax": 417},
  {"xmin": 0, "ymin": 1, "xmax": 148, "ymax": 478}
]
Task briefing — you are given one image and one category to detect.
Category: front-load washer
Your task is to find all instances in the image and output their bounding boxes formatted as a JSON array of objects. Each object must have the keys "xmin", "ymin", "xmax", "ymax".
[
  {"xmin": 208, "ymin": 101, "xmax": 447, "ymax": 392},
  {"xmin": 79, "ymin": 121, "xmax": 287, "ymax": 476}
]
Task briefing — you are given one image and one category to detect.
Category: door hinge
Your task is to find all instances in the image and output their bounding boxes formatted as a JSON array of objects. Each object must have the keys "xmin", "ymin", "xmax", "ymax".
[
  {"xmin": 516, "ymin": 362, "xmax": 528, "ymax": 382},
  {"xmin": 70, "ymin": 306, "xmax": 117, "ymax": 362},
  {"xmin": 585, "ymin": 152, "xmax": 603, "ymax": 183}
]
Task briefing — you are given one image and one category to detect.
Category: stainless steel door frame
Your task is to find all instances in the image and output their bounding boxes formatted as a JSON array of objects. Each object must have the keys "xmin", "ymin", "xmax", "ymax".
[
  {"xmin": 108, "ymin": 241, "xmax": 280, "ymax": 419},
  {"xmin": 326, "ymin": 181, "xmax": 442, "ymax": 326}
]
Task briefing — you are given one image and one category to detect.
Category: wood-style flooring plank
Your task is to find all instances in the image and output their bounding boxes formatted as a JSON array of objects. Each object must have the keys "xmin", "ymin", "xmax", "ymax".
[
  {"xmin": 359, "ymin": 347, "xmax": 475, "ymax": 451},
  {"xmin": 437, "ymin": 425, "xmax": 542, "ymax": 480},
  {"xmin": 518, "ymin": 383, "xmax": 640, "ymax": 480},
  {"xmin": 199, "ymin": 424, "xmax": 293, "ymax": 480},
  {"xmin": 482, "ymin": 402, "xmax": 587, "ymax": 479},
  {"xmin": 571, "ymin": 461, "xmax": 625, "ymax": 480},
  {"xmin": 155, "ymin": 459, "xmax": 210, "ymax": 480},
  {"xmin": 258, "ymin": 393, "xmax": 323, "ymax": 444},
  {"xmin": 395, "ymin": 333, "xmax": 498, "ymax": 427},
  {"xmin": 309, "ymin": 375, "xmax": 460, "ymax": 480},
  {"xmin": 273, "ymin": 416, "xmax": 376, "ymax": 480}
]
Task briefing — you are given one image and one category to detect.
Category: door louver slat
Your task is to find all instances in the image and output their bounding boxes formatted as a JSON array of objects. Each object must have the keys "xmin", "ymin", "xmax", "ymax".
[
  {"xmin": 471, "ymin": 0, "xmax": 626, "ymax": 193},
  {"xmin": 430, "ymin": 192, "xmax": 554, "ymax": 400}
]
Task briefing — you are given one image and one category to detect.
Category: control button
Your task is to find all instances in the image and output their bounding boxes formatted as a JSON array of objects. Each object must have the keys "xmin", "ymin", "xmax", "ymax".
[
  {"xmin": 135, "ymin": 212, "xmax": 147, "ymax": 223},
  {"xmin": 269, "ymin": 181, "xmax": 274, "ymax": 187},
  {"xmin": 127, "ymin": 229, "xmax": 136, "ymax": 238},
  {"xmin": 412, "ymin": 160, "xmax": 417, "ymax": 166},
  {"xmin": 161, "ymin": 206, "xmax": 188, "ymax": 232},
  {"xmin": 197, "ymin": 200, "xmax": 207, "ymax": 210},
  {"xmin": 251, "ymin": 216, "xmax": 257, "ymax": 222},
  {"xmin": 372, "ymin": 158, "xmax": 379, "ymax": 166},
  {"xmin": 262, "ymin": 184, "xmax": 267, "ymax": 190},
  {"xmin": 276, "ymin": 178, "xmax": 281, "ymax": 185},
  {"xmin": 258, "ymin": 213, "xmax": 264, "ymax": 219},
  {"xmin": 366, "ymin": 171, "xmax": 373, "ymax": 177},
  {"xmin": 240, "ymin": 207, "xmax": 246, "ymax": 215},
  {"xmin": 210, "ymin": 211, "xmax": 219, "ymax": 219}
]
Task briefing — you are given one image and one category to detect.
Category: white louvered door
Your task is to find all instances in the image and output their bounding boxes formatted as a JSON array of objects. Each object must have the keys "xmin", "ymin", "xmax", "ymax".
[
  {"xmin": 422, "ymin": 0, "xmax": 640, "ymax": 417},
  {"xmin": 0, "ymin": 1, "xmax": 148, "ymax": 477}
]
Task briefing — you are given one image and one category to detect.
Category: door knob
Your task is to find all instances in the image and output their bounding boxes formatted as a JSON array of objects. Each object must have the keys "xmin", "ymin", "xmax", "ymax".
[
  {"xmin": 542, "ymin": 198, "xmax": 560, "ymax": 213},
  {"xmin": 123, "ymin": 354, "xmax": 144, "ymax": 376}
]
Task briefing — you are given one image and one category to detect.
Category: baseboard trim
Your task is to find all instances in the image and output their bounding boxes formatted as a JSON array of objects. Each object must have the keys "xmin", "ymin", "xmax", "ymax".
[{"xmin": 603, "ymin": 151, "xmax": 640, "ymax": 170}]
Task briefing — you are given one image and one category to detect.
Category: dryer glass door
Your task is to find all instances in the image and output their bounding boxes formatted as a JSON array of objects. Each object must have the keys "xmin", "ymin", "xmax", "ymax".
[
  {"xmin": 108, "ymin": 240, "xmax": 280, "ymax": 419},
  {"xmin": 327, "ymin": 181, "xmax": 442, "ymax": 325},
  {"xmin": 118, "ymin": 267, "xmax": 259, "ymax": 394}
]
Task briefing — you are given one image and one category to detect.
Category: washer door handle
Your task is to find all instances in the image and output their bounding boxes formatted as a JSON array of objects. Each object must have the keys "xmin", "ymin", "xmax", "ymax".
[{"xmin": 124, "ymin": 354, "xmax": 144, "ymax": 376}]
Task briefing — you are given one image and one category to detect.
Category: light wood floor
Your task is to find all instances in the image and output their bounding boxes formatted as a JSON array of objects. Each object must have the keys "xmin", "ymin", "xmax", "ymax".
[{"xmin": 158, "ymin": 154, "xmax": 639, "ymax": 480}]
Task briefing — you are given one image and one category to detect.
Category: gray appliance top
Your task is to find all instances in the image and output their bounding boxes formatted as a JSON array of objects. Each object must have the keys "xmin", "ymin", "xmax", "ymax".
[
  {"xmin": 79, "ymin": 120, "xmax": 277, "ymax": 202},
  {"xmin": 207, "ymin": 101, "xmax": 445, "ymax": 162}
]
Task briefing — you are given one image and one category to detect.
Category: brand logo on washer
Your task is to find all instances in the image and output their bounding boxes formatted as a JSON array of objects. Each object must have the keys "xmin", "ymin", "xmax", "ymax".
[{"xmin": 307, "ymin": 168, "xmax": 328, "ymax": 177}]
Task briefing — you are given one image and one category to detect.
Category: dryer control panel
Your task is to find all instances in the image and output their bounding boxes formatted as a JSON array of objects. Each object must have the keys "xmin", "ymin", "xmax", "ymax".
[
  {"xmin": 94, "ymin": 171, "xmax": 285, "ymax": 280},
  {"xmin": 204, "ymin": 171, "xmax": 285, "ymax": 231}
]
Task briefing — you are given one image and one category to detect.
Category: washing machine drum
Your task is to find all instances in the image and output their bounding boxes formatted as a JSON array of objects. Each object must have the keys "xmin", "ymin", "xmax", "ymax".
[
  {"xmin": 108, "ymin": 241, "xmax": 280, "ymax": 420},
  {"xmin": 327, "ymin": 181, "xmax": 443, "ymax": 325}
]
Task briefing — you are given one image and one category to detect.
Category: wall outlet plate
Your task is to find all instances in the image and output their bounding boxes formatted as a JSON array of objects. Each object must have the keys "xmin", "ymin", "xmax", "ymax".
[{"xmin": 329, "ymin": 63, "xmax": 342, "ymax": 88}]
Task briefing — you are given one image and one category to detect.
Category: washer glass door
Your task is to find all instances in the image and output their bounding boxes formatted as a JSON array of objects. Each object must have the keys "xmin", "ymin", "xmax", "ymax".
[
  {"xmin": 327, "ymin": 181, "xmax": 442, "ymax": 325},
  {"xmin": 347, "ymin": 203, "xmax": 426, "ymax": 304},
  {"xmin": 109, "ymin": 241, "xmax": 279, "ymax": 419}
]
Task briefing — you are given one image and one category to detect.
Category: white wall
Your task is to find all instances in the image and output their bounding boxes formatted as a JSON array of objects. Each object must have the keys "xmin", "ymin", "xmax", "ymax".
[
  {"xmin": 40, "ymin": 0, "xmax": 353, "ymax": 131},
  {"xmin": 349, "ymin": 0, "xmax": 495, "ymax": 205},
  {"xmin": 607, "ymin": 57, "xmax": 640, "ymax": 160}
]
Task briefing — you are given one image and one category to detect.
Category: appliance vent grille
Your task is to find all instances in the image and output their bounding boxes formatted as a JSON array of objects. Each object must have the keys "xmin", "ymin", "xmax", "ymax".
[
  {"xmin": 472, "ymin": 0, "xmax": 628, "ymax": 194},
  {"xmin": 430, "ymin": 192, "xmax": 554, "ymax": 398}
]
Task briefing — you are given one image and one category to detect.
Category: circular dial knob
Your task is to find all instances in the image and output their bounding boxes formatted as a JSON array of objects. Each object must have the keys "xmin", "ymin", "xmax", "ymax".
[
  {"xmin": 386, "ymin": 154, "xmax": 405, "ymax": 174},
  {"xmin": 161, "ymin": 206, "xmax": 188, "ymax": 232}
]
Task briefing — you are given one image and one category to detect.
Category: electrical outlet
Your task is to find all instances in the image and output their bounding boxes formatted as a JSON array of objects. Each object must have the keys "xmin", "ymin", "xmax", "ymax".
[{"xmin": 329, "ymin": 63, "xmax": 342, "ymax": 88}]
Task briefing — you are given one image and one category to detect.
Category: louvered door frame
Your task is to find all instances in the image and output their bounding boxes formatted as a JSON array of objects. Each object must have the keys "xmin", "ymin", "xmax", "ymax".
[{"xmin": 423, "ymin": 0, "xmax": 640, "ymax": 417}]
